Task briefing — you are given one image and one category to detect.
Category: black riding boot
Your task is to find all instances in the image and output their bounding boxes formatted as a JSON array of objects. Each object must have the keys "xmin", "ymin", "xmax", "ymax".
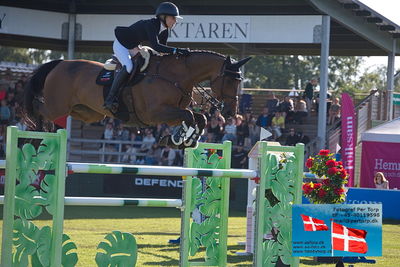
[{"xmin": 103, "ymin": 66, "xmax": 129, "ymax": 112}]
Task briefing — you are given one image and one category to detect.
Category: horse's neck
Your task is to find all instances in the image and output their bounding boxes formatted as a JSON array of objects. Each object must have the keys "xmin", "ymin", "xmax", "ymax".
[{"xmin": 186, "ymin": 53, "xmax": 224, "ymax": 84}]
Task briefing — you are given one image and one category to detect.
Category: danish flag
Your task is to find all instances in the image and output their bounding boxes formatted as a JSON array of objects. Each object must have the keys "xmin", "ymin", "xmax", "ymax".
[
  {"xmin": 332, "ymin": 222, "xmax": 368, "ymax": 254},
  {"xmin": 300, "ymin": 214, "xmax": 329, "ymax": 231}
]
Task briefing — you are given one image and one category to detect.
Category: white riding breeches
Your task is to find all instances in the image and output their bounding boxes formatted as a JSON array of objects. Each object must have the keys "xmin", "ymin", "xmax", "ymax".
[{"xmin": 113, "ymin": 39, "xmax": 133, "ymax": 73}]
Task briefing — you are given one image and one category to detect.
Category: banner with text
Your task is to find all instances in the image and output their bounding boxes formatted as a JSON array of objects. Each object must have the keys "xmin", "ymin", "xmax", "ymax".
[
  {"xmin": 292, "ymin": 204, "xmax": 382, "ymax": 257},
  {"xmin": 360, "ymin": 141, "xmax": 400, "ymax": 189},
  {"xmin": 341, "ymin": 93, "xmax": 356, "ymax": 187}
]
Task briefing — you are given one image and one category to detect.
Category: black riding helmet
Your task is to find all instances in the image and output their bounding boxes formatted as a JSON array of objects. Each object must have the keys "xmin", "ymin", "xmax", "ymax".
[{"xmin": 155, "ymin": 2, "xmax": 183, "ymax": 19}]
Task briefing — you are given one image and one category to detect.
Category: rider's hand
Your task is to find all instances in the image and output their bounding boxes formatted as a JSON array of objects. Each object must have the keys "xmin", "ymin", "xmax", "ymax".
[{"xmin": 176, "ymin": 48, "xmax": 191, "ymax": 56}]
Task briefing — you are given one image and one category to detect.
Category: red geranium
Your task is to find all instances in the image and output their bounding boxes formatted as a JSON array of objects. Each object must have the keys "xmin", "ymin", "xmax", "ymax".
[
  {"xmin": 339, "ymin": 169, "xmax": 348, "ymax": 179},
  {"xmin": 306, "ymin": 158, "xmax": 314, "ymax": 168},
  {"xmin": 322, "ymin": 179, "xmax": 330, "ymax": 186},
  {"xmin": 328, "ymin": 167, "xmax": 339, "ymax": 176},
  {"xmin": 318, "ymin": 188, "xmax": 327, "ymax": 198},
  {"xmin": 319, "ymin": 149, "xmax": 330, "ymax": 156},
  {"xmin": 313, "ymin": 183, "xmax": 322, "ymax": 190},
  {"xmin": 334, "ymin": 187, "xmax": 345, "ymax": 196},
  {"xmin": 302, "ymin": 183, "xmax": 313, "ymax": 194},
  {"xmin": 326, "ymin": 159, "xmax": 337, "ymax": 168}
]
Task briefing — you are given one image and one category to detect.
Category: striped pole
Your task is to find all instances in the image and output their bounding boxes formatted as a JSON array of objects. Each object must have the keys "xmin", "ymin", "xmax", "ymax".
[
  {"xmin": 0, "ymin": 160, "xmax": 257, "ymax": 178},
  {"xmin": 0, "ymin": 196, "xmax": 182, "ymax": 208}
]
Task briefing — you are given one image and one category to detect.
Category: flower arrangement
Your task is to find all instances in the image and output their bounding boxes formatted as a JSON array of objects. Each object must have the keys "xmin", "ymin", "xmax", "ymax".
[{"xmin": 303, "ymin": 149, "xmax": 347, "ymax": 204}]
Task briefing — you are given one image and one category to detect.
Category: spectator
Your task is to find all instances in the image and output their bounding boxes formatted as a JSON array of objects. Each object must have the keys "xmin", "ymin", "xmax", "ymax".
[
  {"xmin": 256, "ymin": 107, "xmax": 273, "ymax": 129},
  {"xmin": 140, "ymin": 128, "xmax": 156, "ymax": 155},
  {"xmin": 374, "ymin": 172, "xmax": 389, "ymax": 189},
  {"xmin": 130, "ymin": 131, "xmax": 142, "ymax": 149},
  {"xmin": 146, "ymin": 143, "xmax": 162, "ymax": 165},
  {"xmin": 304, "ymin": 78, "xmax": 318, "ymax": 112},
  {"xmin": 207, "ymin": 117, "xmax": 223, "ymax": 143},
  {"xmin": 248, "ymin": 118, "xmax": 260, "ymax": 145},
  {"xmin": 103, "ymin": 123, "xmax": 114, "ymax": 140},
  {"xmin": 213, "ymin": 110, "xmax": 226, "ymax": 125},
  {"xmin": 16, "ymin": 120, "xmax": 27, "ymax": 131},
  {"xmin": 328, "ymin": 97, "xmax": 341, "ymax": 125},
  {"xmin": 160, "ymin": 146, "xmax": 176, "ymax": 166},
  {"xmin": 232, "ymin": 146, "xmax": 248, "ymax": 168},
  {"xmin": 122, "ymin": 144, "xmax": 137, "ymax": 164},
  {"xmin": 271, "ymin": 111, "xmax": 285, "ymax": 139},
  {"xmin": 279, "ymin": 96, "xmax": 294, "ymax": 123},
  {"xmin": 297, "ymin": 131, "xmax": 310, "ymax": 145},
  {"xmin": 293, "ymin": 97, "xmax": 308, "ymax": 124},
  {"xmin": 222, "ymin": 117, "xmax": 237, "ymax": 142},
  {"xmin": 235, "ymin": 115, "xmax": 249, "ymax": 146},
  {"xmin": 266, "ymin": 92, "xmax": 279, "ymax": 115},
  {"xmin": 285, "ymin": 128, "xmax": 299, "ymax": 146},
  {"xmin": 0, "ymin": 99, "xmax": 11, "ymax": 125}
]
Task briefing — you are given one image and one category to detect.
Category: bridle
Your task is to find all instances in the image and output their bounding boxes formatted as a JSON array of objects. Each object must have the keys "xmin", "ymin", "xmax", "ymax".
[{"xmin": 194, "ymin": 60, "xmax": 242, "ymax": 111}]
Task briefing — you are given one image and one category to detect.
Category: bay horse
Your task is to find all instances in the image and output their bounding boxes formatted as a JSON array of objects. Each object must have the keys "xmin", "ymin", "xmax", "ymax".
[{"xmin": 22, "ymin": 51, "xmax": 251, "ymax": 148}]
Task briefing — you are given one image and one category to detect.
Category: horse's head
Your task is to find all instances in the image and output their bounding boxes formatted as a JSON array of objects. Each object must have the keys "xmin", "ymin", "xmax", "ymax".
[{"xmin": 210, "ymin": 56, "xmax": 252, "ymax": 118}]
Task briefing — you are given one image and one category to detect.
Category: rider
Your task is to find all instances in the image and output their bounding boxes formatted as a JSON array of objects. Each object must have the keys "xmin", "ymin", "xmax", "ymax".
[{"xmin": 103, "ymin": 2, "xmax": 191, "ymax": 112}]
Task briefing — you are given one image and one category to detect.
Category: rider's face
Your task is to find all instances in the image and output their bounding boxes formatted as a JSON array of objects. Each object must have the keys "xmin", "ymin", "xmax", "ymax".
[{"xmin": 165, "ymin": 15, "xmax": 177, "ymax": 28}]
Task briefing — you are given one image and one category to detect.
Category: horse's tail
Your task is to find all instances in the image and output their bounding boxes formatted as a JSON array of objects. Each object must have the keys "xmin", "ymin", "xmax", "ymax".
[{"xmin": 22, "ymin": 60, "xmax": 63, "ymax": 130}]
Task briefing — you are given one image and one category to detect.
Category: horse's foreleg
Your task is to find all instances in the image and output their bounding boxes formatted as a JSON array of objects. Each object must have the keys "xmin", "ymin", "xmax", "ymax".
[
  {"xmin": 151, "ymin": 107, "xmax": 195, "ymax": 148},
  {"xmin": 184, "ymin": 112, "xmax": 207, "ymax": 147}
]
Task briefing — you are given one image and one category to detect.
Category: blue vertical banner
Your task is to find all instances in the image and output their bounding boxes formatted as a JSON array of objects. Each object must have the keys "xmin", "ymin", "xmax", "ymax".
[{"xmin": 292, "ymin": 204, "xmax": 382, "ymax": 257}]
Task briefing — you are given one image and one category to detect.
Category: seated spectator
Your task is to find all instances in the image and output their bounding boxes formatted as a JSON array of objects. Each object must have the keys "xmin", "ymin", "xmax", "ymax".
[
  {"xmin": 103, "ymin": 123, "xmax": 114, "ymax": 141},
  {"xmin": 207, "ymin": 117, "xmax": 223, "ymax": 143},
  {"xmin": 374, "ymin": 172, "xmax": 389, "ymax": 189},
  {"xmin": 146, "ymin": 143, "xmax": 162, "ymax": 165},
  {"xmin": 293, "ymin": 97, "xmax": 308, "ymax": 124},
  {"xmin": 328, "ymin": 97, "xmax": 341, "ymax": 125},
  {"xmin": 140, "ymin": 128, "xmax": 156, "ymax": 155},
  {"xmin": 222, "ymin": 117, "xmax": 237, "ymax": 142},
  {"xmin": 213, "ymin": 110, "xmax": 226, "ymax": 125},
  {"xmin": 271, "ymin": 111, "xmax": 285, "ymax": 139},
  {"xmin": 130, "ymin": 131, "xmax": 142, "ymax": 149},
  {"xmin": 122, "ymin": 144, "xmax": 137, "ymax": 164},
  {"xmin": 285, "ymin": 128, "xmax": 299, "ymax": 146},
  {"xmin": 248, "ymin": 118, "xmax": 260, "ymax": 145},
  {"xmin": 279, "ymin": 96, "xmax": 295, "ymax": 123},
  {"xmin": 0, "ymin": 99, "xmax": 11, "ymax": 125},
  {"xmin": 160, "ymin": 146, "xmax": 176, "ymax": 166},
  {"xmin": 235, "ymin": 115, "xmax": 249, "ymax": 146},
  {"xmin": 256, "ymin": 107, "xmax": 273, "ymax": 129},
  {"xmin": 297, "ymin": 131, "xmax": 310, "ymax": 145},
  {"xmin": 266, "ymin": 92, "xmax": 279, "ymax": 115},
  {"xmin": 232, "ymin": 146, "xmax": 248, "ymax": 168}
]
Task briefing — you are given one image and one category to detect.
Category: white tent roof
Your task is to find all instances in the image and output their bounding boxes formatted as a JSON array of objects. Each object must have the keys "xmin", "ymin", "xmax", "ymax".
[{"xmin": 361, "ymin": 118, "xmax": 400, "ymax": 143}]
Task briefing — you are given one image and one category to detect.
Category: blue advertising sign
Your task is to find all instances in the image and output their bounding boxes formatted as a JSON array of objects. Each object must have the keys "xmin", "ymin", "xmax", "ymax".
[{"xmin": 292, "ymin": 204, "xmax": 382, "ymax": 257}]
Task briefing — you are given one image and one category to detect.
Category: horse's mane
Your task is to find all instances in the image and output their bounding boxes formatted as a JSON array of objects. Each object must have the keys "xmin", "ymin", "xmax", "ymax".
[{"xmin": 188, "ymin": 50, "xmax": 226, "ymax": 58}]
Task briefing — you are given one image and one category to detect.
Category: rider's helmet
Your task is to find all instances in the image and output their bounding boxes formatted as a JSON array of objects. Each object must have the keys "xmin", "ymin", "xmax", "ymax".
[{"xmin": 156, "ymin": 2, "xmax": 183, "ymax": 19}]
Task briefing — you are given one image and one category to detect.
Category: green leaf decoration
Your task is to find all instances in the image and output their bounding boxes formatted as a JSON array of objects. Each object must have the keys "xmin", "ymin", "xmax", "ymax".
[
  {"xmin": 189, "ymin": 217, "xmax": 220, "ymax": 257},
  {"xmin": 17, "ymin": 144, "xmax": 40, "ymax": 186},
  {"xmin": 61, "ymin": 234, "xmax": 78, "ymax": 267},
  {"xmin": 263, "ymin": 240, "xmax": 279, "ymax": 267},
  {"xmin": 15, "ymin": 183, "xmax": 43, "ymax": 219},
  {"xmin": 190, "ymin": 178, "xmax": 203, "ymax": 212},
  {"xmin": 271, "ymin": 179, "xmax": 289, "ymax": 203},
  {"xmin": 31, "ymin": 252, "xmax": 44, "ymax": 267},
  {"xmin": 36, "ymin": 226, "xmax": 51, "ymax": 267},
  {"xmin": 206, "ymin": 153, "xmax": 221, "ymax": 168},
  {"xmin": 189, "ymin": 223, "xmax": 202, "ymax": 256},
  {"xmin": 13, "ymin": 218, "xmax": 40, "ymax": 266},
  {"xmin": 199, "ymin": 187, "xmax": 221, "ymax": 217},
  {"xmin": 95, "ymin": 231, "xmax": 137, "ymax": 267},
  {"xmin": 35, "ymin": 138, "xmax": 58, "ymax": 170},
  {"xmin": 39, "ymin": 174, "xmax": 58, "ymax": 215}
]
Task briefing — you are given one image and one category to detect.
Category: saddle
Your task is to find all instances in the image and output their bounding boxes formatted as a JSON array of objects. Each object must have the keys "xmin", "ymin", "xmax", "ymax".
[{"xmin": 96, "ymin": 46, "xmax": 160, "ymax": 126}]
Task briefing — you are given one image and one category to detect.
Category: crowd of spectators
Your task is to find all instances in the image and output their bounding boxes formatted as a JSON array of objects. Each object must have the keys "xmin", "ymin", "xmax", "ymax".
[{"xmin": 0, "ymin": 69, "xmax": 29, "ymax": 158}]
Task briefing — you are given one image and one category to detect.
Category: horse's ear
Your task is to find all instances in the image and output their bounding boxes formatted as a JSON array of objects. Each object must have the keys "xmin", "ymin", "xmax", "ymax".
[
  {"xmin": 234, "ymin": 57, "xmax": 252, "ymax": 69},
  {"xmin": 225, "ymin": 55, "xmax": 233, "ymax": 65}
]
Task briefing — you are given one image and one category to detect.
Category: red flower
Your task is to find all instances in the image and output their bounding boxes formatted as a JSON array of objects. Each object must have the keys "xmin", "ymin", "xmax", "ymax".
[
  {"xmin": 313, "ymin": 183, "xmax": 322, "ymax": 190},
  {"xmin": 322, "ymin": 179, "xmax": 331, "ymax": 186},
  {"xmin": 328, "ymin": 167, "xmax": 339, "ymax": 175},
  {"xmin": 326, "ymin": 159, "xmax": 337, "ymax": 168},
  {"xmin": 339, "ymin": 169, "xmax": 348, "ymax": 178},
  {"xmin": 318, "ymin": 188, "xmax": 327, "ymax": 198},
  {"xmin": 302, "ymin": 183, "xmax": 313, "ymax": 194},
  {"xmin": 337, "ymin": 161, "xmax": 343, "ymax": 166},
  {"xmin": 334, "ymin": 187, "xmax": 344, "ymax": 196},
  {"xmin": 306, "ymin": 158, "xmax": 314, "ymax": 168},
  {"xmin": 319, "ymin": 149, "xmax": 330, "ymax": 156}
]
